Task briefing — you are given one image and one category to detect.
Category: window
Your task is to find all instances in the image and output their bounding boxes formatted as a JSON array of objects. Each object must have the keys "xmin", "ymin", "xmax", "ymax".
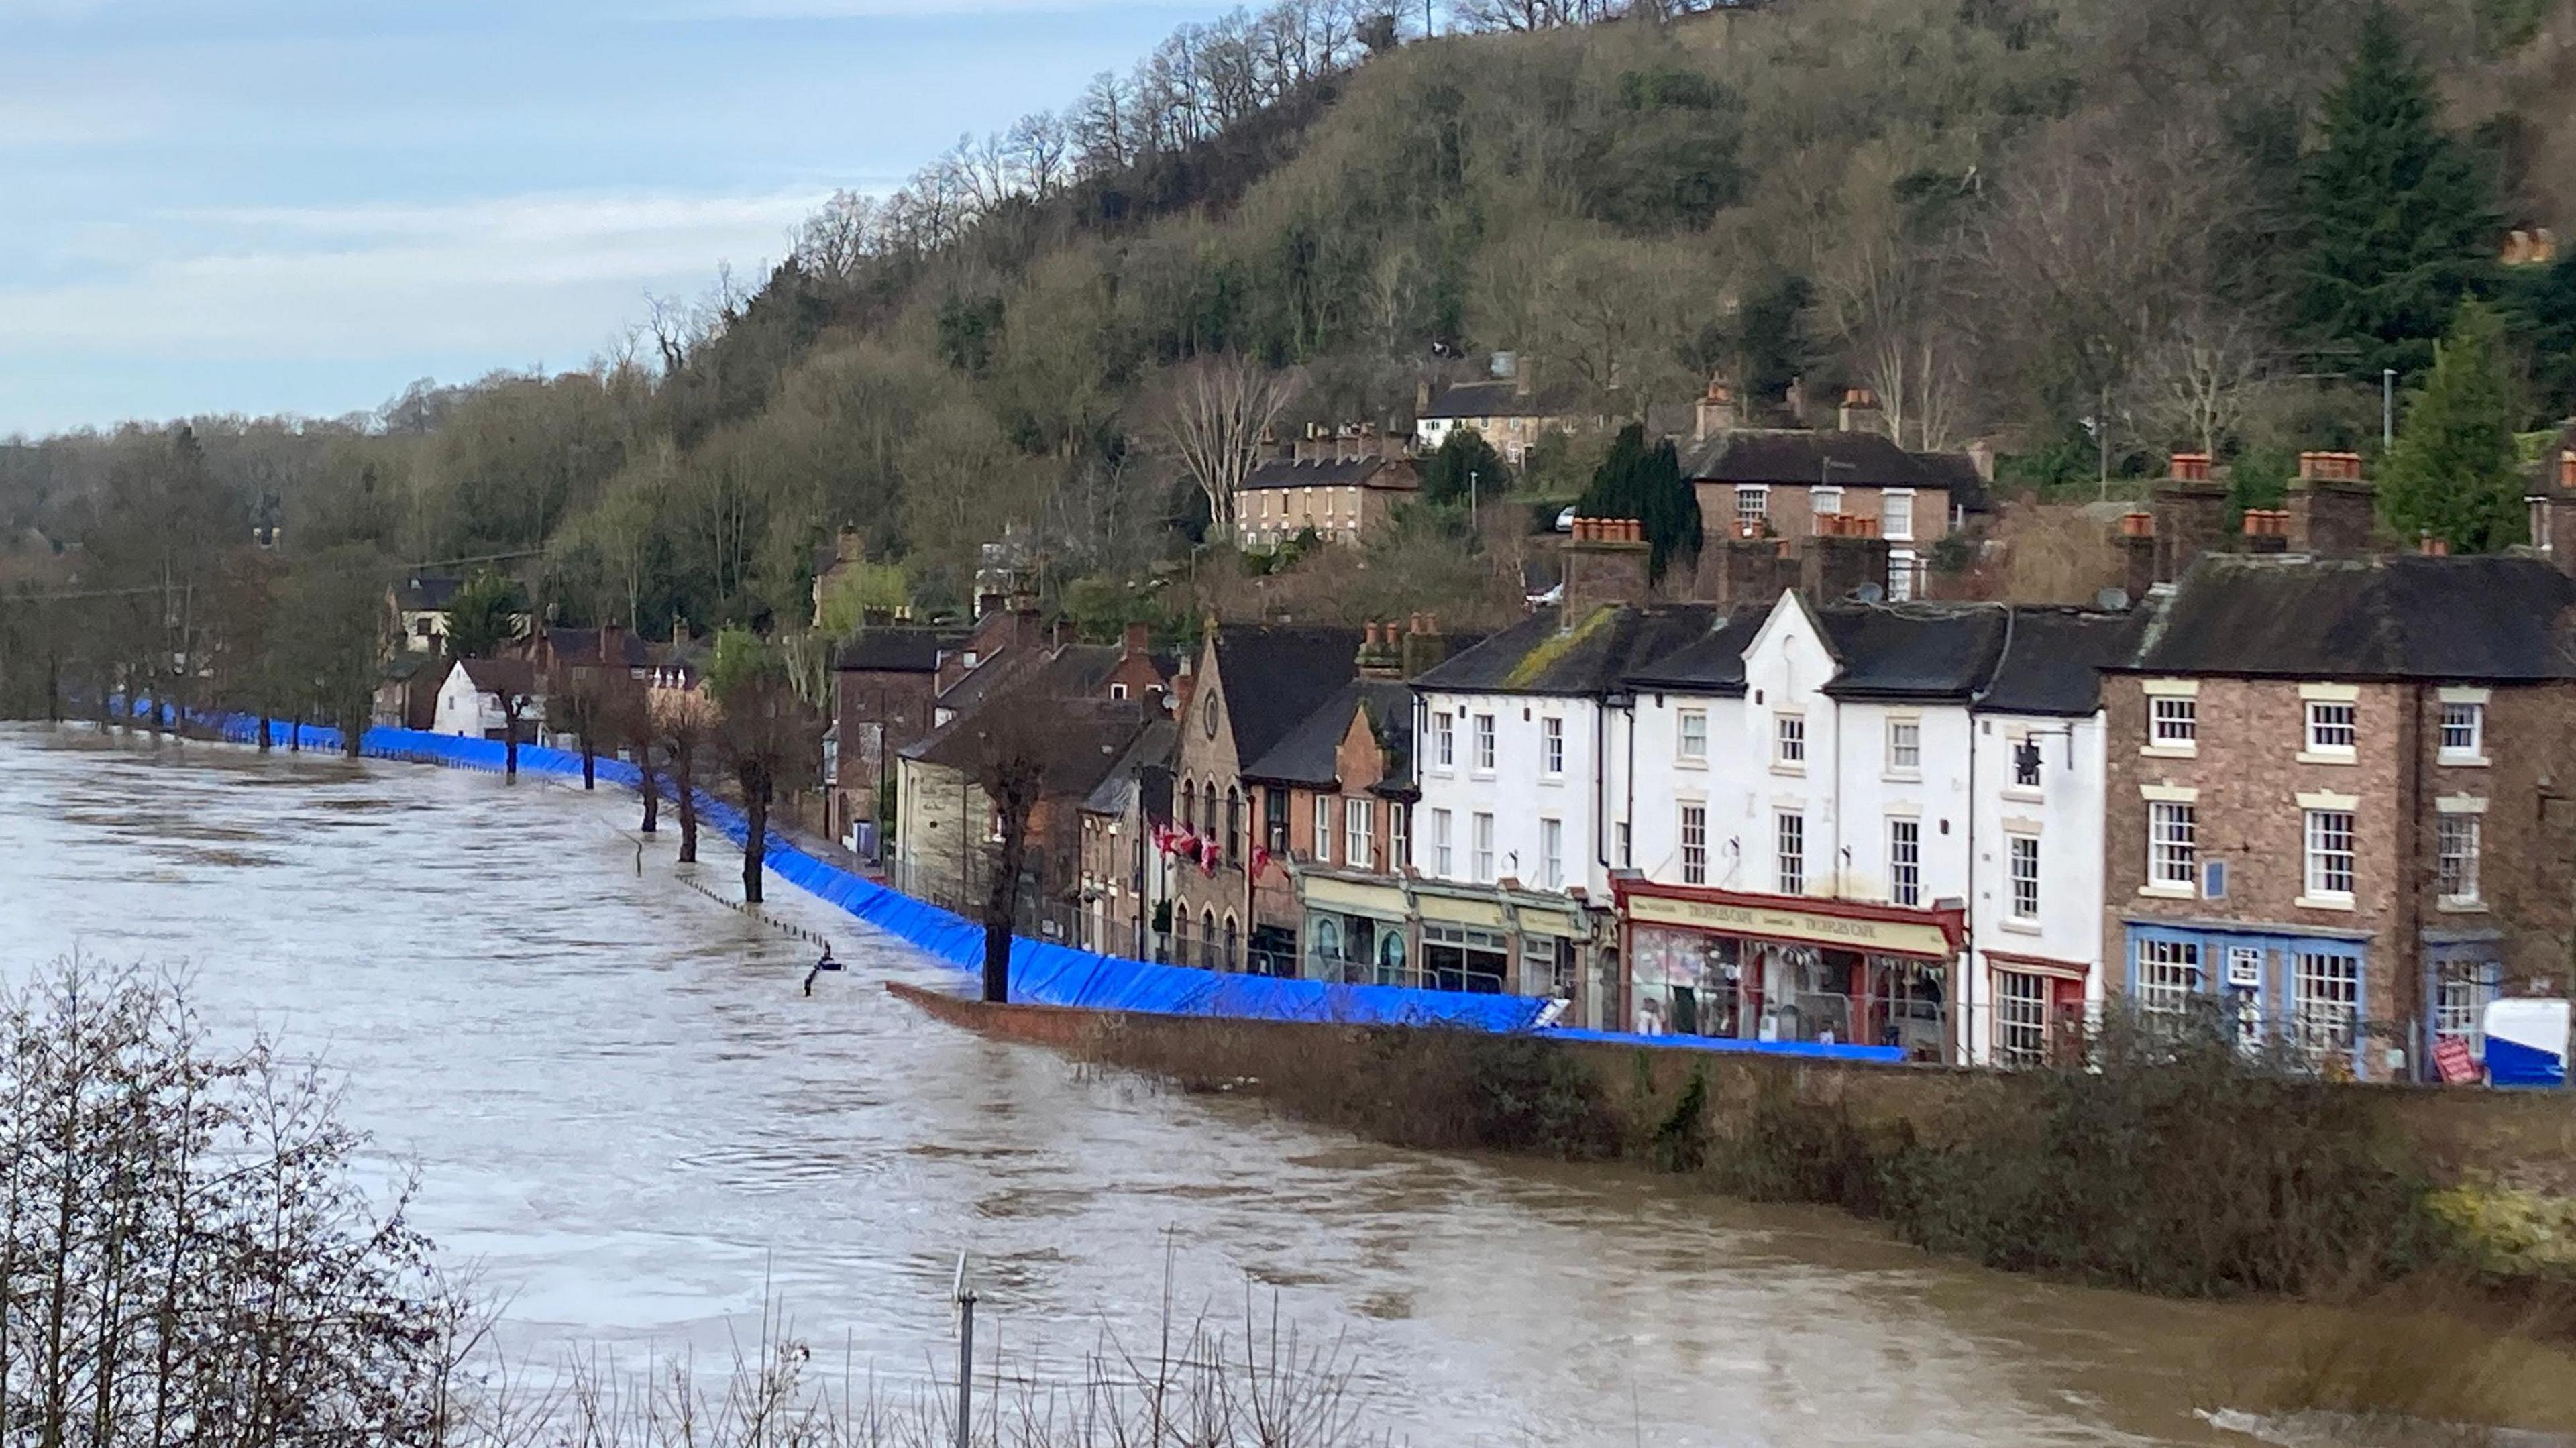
[
  {"xmin": 1313, "ymin": 795, "xmax": 1334, "ymax": 865},
  {"xmin": 1391, "ymin": 804, "xmax": 1410, "ymax": 871},
  {"xmin": 2292, "ymin": 952, "xmax": 2360, "ymax": 1063},
  {"xmin": 1432, "ymin": 809, "xmax": 1454, "ymax": 877},
  {"xmin": 1678, "ymin": 710, "xmax": 1708, "ymax": 761},
  {"xmin": 2151, "ymin": 695, "xmax": 2197, "ymax": 748},
  {"xmin": 1735, "ymin": 486, "xmax": 1768, "ymax": 531},
  {"xmin": 1995, "ymin": 970, "xmax": 2048, "ymax": 1069},
  {"xmin": 1887, "ymin": 549, "xmax": 1917, "ymax": 602},
  {"xmin": 1472, "ymin": 812, "xmax": 1495, "ymax": 883},
  {"xmin": 2440, "ymin": 701, "xmax": 2485, "ymax": 759},
  {"xmin": 1432, "ymin": 711, "xmax": 1454, "ymax": 768},
  {"xmin": 2012, "ymin": 736, "xmax": 2042, "ymax": 789},
  {"xmin": 2438, "ymin": 812, "xmax": 2481, "ymax": 903},
  {"xmin": 1680, "ymin": 805, "xmax": 1707, "ymax": 885},
  {"xmin": 2303, "ymin": 808, "xmax": 2355, "ymax": 899},
  {"xmin": 2137, "ymin": 938, "xmax": 2202, "ymax": 1017},
  {"xmin": 1472, "ymin": 713, "xmax": 1496, "ymax": 772},
  {"xmin": 1811, "ymin": 486, "xmax": 1843, "ymax": 521},
  {"xmin": 1346, "ymin": 797, "xmax": 1374, "ymax": 870},
  {"xmin": 2306, "ymin": 700, "xmax": 2357, "ymax": 755},
  {"xmin": 1542, "ymin": 716, "xmax": 1564, "ymax": 775},
  {"xmin": 1264, "ymin": 787, "xmax": 1290, "ymax": 854},
  {"xmin": 1540, "ymin": 817, "xmax": 1564, "ymax": 889},
  {"xmin": 1181, "ymin": 781, "xmax": 1198, "ymax": 830},
  {"xmin": 1882, "ymin": 490, "xmax": 1915, "ymax": 541},
  {"xmin": 1776, "ymin": 810, "xmax": 1805, "ymax": 895},
  {"xmin": 2149, "ymin": 802, "xmax": 2198, "ymax": 889},
  {"xmin": 1617, "ymin": 821, "xmax": 1633, "ymax": 869},
  {"xmin": 2008, "ymin": 834, "xmax": 2041, "ymax": 921},
  {"xmin": 1888, "ymin": 818, "xmax": 1921, "ymax": 907},
  {"xmin": 2436, "ymin": 959, "xmax": 2498, "ymax": 1058},
  {"xmin": 1886, "ymin": 718, "xmax": 1920, "ymax": 773},
  {"xmin": 1774, "ymin": 712, "xmax": 1806, "ymax": 767},
  {"xmin": 1109, "ymin": 682, "xmax": 1128, "ymax": 700}
]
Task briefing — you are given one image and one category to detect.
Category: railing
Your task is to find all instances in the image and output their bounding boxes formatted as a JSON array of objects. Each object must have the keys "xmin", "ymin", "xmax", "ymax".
[{"xmin": 1313, "ymin": 952, "xmax": 1509, "ymax": 995}]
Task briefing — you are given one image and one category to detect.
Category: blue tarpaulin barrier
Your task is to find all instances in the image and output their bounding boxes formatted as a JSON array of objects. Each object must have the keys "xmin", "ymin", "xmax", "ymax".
[{"xmin": 136, "ymin": 704, "xmax": 1900, "ymax": 1056}]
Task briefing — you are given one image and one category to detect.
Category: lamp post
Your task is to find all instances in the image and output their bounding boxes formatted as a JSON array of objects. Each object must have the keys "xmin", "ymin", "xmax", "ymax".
[{"xmin": 2383, "ymin": 368, "xmax": 2397, "ymax": 450}]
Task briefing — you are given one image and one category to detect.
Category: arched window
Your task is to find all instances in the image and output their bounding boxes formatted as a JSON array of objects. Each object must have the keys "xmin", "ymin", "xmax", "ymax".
[
  {"xmin": 1223, "ymin": 914, "xmax": 1240, "ymax": 974},
  {"xmin": 1182, "ymin": 781, "xmax": 1197, "ymax": 831},
  {"xmin": 1226, "ymin": 787, "xmax": 1243, "ymax": 867},
  {"xmin": 1201, "ymin": 909, "xmax": 1218, "ymax": 970}
]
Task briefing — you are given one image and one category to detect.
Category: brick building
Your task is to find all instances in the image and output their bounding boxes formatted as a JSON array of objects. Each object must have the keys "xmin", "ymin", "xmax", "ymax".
[
  {"xmin": 2103, "ymin": 552, "xmax": 2576, "ymax": 1081},
  {"xmin": 828, "ymin": 624, "xmax": 971, "ymax": 850}
]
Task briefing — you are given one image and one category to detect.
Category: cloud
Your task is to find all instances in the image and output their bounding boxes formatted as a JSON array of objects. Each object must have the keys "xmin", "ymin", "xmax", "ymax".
[{"xmin": 0, "ymin": 189, "xmax": 829, "ymax": 362}]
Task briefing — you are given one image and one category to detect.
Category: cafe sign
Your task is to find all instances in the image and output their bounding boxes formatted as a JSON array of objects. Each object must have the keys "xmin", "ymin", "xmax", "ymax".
[{"xmin": 1625, "ymin": 892, "xmax": 1954, "ymax": 959}]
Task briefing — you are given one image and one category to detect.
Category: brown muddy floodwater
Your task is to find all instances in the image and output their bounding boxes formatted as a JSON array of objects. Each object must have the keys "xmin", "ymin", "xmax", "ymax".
[{"xmin": 0, "ymin": 724, "xmax": 2534, "ymax": 1446}]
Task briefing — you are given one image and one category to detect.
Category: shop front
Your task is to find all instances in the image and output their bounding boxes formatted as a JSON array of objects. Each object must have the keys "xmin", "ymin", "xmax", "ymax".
[
  {"xmin": 1301, "ymin": 873, "xmax": 1413, "ymax": 985},
  {"xmin": 1615, "ymin": 881, "xmax": 1966, "ymax": 1062},
  {"xmin": 1288, "ymin": 867, "xmax": 1613, "ymax": 1011}
]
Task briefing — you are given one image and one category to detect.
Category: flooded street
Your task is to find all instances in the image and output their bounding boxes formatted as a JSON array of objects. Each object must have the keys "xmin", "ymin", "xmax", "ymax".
[{"xmin": 1, "ymin": 724, "xmax": 2306, "ymax": 1445}]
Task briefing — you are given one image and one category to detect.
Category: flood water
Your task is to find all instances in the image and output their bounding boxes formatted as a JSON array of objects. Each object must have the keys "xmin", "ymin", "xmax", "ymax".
[{"xmin": 0, "ymin": 724, "xmax": 2456, "ymax": 1445}]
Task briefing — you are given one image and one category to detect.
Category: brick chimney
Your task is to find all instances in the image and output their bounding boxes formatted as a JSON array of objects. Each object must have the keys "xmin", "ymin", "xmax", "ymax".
[
  {"xmin": 1692, "ymin": 532, "xmax": 1794, "ymax": 605},
  {"xmin": 1694, "ymin": 376, "xmax": 1739, "ymax": 443},
  {"xmin": 1358, "ymin": 620, "xmax": 1405, "ymax": 680},
  {"xmin": 2287, "ymin": 451, "xmax": 2376, "ymax": 557},
  {"xmin": 2419, "ymin": 530, "xmax": 2451, "ymax": 557},
  {"xmin": 1562, "ymin": 516, "xmax": 1654, "ymax": 616},
  {"xmin": 1837, "ymin": 388, "xmax": 1884, "ymax": 435},
  {"xmin": 2117, "ymin": 511, "xmax": 2156, "ymax": 606},
  {"xmin": 1399, "ymin": 612, "xmax": 1453, "ymax": 678},
  {"xmin": 2151, "ymin": 451, "xmax": 2228, "ymax": 583},
  {"xmin": 1799, "ymin": 517, "xmax": 1892, "ymax": 601},
  {"xmin": 1122, "ymin": 621, "xmax": 1150, "ymax": 659},
  {"xmin": 2241, "ymin": 508, "xmax": 2290, "ymax": 555}
]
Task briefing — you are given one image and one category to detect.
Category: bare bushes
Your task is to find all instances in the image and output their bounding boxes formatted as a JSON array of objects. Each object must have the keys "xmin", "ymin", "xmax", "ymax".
[{"xmin": 0, "ymin": 957, "xmax": 460, "ymax": 1446}]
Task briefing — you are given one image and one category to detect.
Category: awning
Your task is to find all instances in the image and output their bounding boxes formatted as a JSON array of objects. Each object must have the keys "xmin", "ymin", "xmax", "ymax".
[
  {"xmin": 1302, "ymin": 875, "xmax": 1409, "ymax": 920},
  {"xmin": 1415, "ymin": 893, "xmax": 1511, "ymax": 930},
  {"xmin": 1622, "ymin": 887, "xmax": 1957, "ymax": 961}
]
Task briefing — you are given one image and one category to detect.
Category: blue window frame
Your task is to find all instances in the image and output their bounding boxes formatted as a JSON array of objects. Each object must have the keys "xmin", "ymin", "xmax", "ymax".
[{"xmin": 2124, "ymin": 924, "xmax": 2368, "ymax": 1074}]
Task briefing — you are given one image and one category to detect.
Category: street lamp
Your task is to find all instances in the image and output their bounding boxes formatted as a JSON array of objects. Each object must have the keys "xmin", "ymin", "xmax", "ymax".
[{"xmin": 2383, "ymin": 368, "xmax": 2398, "ymax": 450}]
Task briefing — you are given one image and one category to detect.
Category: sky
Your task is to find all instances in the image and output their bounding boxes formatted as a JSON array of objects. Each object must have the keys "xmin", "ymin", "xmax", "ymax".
[{"xmin": 0, "ymin": 0, "xmax": 1210, "ymax": 437}]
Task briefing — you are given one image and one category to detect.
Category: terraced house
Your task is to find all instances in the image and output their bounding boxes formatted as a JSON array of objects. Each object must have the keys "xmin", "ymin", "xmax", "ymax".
[{"xmin": 2104, "ymin": 553, "xmax": 2576, "ymax": 1082}]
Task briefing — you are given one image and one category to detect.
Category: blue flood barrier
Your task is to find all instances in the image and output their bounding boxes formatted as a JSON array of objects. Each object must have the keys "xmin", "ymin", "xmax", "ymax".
[{"xmin": 144, "ymin": 706, "xmax": 1903, "ymax": 1058}]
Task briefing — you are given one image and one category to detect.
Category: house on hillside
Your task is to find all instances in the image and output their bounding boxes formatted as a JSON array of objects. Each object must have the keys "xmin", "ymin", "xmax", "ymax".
[
  {"xmin": 2104, "ymin": 552, "xmax": 2576, "ymax": 1083},
  {"xmin": 1412, "ymin": 366, "xmax": 1603, "ymax": 465},
  {"xmin": 432, "ymin": 658, "xmax": 539, "ymax": 742},
  {"xmin": 1682, "ymin": 382, "xmax": 1988, "ymax": 600},
  {"xmin": 390, "ymin": 576, "xmax": 461, "ymax": 654},
  {"xmin": 829, "ymin": 624, "xmax": 975, "ymax": 853},
  {"xmin": 1235, "ymin": 455, "xmax": 1419, "ymax": 549}
]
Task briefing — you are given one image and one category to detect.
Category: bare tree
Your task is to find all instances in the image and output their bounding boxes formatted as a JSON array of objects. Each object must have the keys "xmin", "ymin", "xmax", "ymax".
[
  {"xmin": 1157, "ymin": 356, "xmax": 1300, "ymax": 538},
  {"xmin": 708, "ymin": 630, "xmax": 822, "ymax": 906},
  {"xmin": 956, "ymin": 709, "xmax": 1058, "ymax": 1003},
  {"xmin": 2133, "ymin": 307, "xmax": 2275, "ymax": 459},
  {"xmin": 651, "ymin": 687, "xmax": 714, "ymax": 864}
]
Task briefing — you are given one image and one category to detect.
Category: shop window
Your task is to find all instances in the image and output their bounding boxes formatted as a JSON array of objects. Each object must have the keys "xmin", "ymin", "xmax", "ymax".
[
  {"xmin": 1776, "ymin": 810, "xmax": 1805, "ymax": 895},
  {"xmin": 2303, "ymin": 808, "xmax": 2355, "ymax": 900},
  {"xmin": 2292, "ymin": 951, "xmax": 2359, "ymax": 1064},
  {"xmin": 2008, "ymin": 834, "xmax": 2041, "ymax": 920},
  {"xmin": 1994, "ymin": 970, "xmax": 2049, "ymax": 1069},
  {"xmin": 1680, "ymin": 805, "xmax": 1707, "ymax": 885},
  {"xmin": 2137, "ymin": 938, "xmax": 2201, "ymax": 1017},
  {"xmin": 1424, "ymin": 924, "xmax": 1509, "ymax": 993},
  {"xmin": 1888, "ymin": 818, "xmax": 1920, "ymax": 907}
]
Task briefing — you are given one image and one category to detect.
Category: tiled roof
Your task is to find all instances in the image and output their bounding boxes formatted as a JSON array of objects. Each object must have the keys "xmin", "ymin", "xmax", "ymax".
[
  {"xmin": 543, "ymin": 627, "xmax": 653, "ymax": 670},
  {"xmin": 1976, "ymin": 608, "xmax": 2151, "ymax": 716},
  {"xmin": 1239, "ymin": 678, "xmax": 1416, "ymax": 789},
  {"xmin": 395, "ymin": 575, "xmax": 461, "ymax": 610},
  {"xmin": 1419, "ymin": 379, "xmax": 1587, "ymax": 421},
  {"xmin": 1415, "ymin": 605, "xmax": 1721, "ymax": 697},
  {"xmin": 1240, "ymin": 456, "xmax": 1418, "ymax": 491},
  {"xmin": 1815, "ymin": 606, "xmax": 2009, "ymax": 701},
  {"xmin": 457, "ymin": 658, "xmax": 535, "ymax": 696},
  {"xmin": 2128, "ymin": 553, "xmax": 2576, "ymax": 681},
  {"xmin": 1620, "ymin": 604, "xmax": 1770, "ymax": 691},
  {"xmin": 1208, "ymin": 626, "xmax": 1364, "ymax": 763},
  {"xmin": 909, "ymin": 697, "xmax": 1151, "ymax": 798},
  {"xmin": 1682, "ymin": 429, "xmax": 1988, "ymax": 511},
  {"xmin": 835, "ymin": 626, "xmax": 971, "ymax": 673}
]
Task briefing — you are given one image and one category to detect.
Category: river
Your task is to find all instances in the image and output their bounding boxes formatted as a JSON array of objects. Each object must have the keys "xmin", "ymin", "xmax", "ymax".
[{"xmin": 0, "ymin": 724, "xmax": 2477, "ymax": 1445}]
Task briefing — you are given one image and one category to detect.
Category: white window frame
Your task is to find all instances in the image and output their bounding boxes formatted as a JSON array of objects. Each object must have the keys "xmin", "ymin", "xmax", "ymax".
[
  {"xmin": 1886, "ymin": 717, "xmax": 1920, "ymax": 775},
  {"xmin": 1472, "ymin": 712, "xmax": 1496, "ymax": 773},
  {"xmin": 1432, "ymin": 710, "xmax": 1454, "ymax": 769},
  {"xmin": 1994, "ymin": 969, "xmax": 2048, "ymax": 1069},
  {"xmin": 2291, "ymin": 951, "xmax": 2360, "ymax": 1065},
  {"xmin": 1540, "ymin": 816, "xmax": 1564, "ymax": 890},
  {"xmin": 2439, "ymin": 698, "xmax": 2487, "ymax": 763},
  {"xmin": 1888, "ymin": 817, "xmax": 1920, "ymax": 907},
  {"xmin": 2437, "ymin": 810, "xmax": 2481, "ymax": 906},
  {"xmin": 1616, "ymin": 821, "xmax": 1633, "ymax": 869},
  {"xmin": 1886, "ymin": 548, "xmax": 1917, "ymax": 602},
  {"xmin": 2149, "ymin": 801, "xmax": 2198, "ymax": 890},
  {"xmin": 2302, "ymin": 807, "xmax": 2356, "ymax": 904},
  {"xmin": 2137, "ymin": 938, "xmax": 2201, "ymax": 1017},
  {"xmin": 1431, "ymin": 808, "xmax": 1453, "ymax": 877},
  {"xmin": 2007, "ymin": 834, "xmax": 2041, "ymax": 922},
  {"xmin": 2149, "ymin": 695, "xmax": 2198, "ymax": 752},
  {"xmin": 1810, "ymin": 485, "xmax": 1843, "ymax": 521},
  {"xmin": 2304, "ymin": 700, "xmax": 2357, "ymax": 759},
  {"xmin": 2434, "ymin": 959, "xmax": 2496, "ymax": 1058},
  {"xmin": 1776, "ymin": 810, "xmax": 1805, "ymax": 895},
  {"xmin": 1774, "ymin": 712, "xmax": 1806, "ymax": 770},
  {"xmin": 1313, "ymin": 795, "xmax": 1334, "ymax": 865},
  {"xmin": 1391, "ymin": 803, "xmax": 1409, "ymax": 871},
  {"xmin": 1735, "ymin": 486, "xmax": 1768, "ymax": 531},
  {"xmin": 1345, "ymin": 797, "xmax": 1374, "ymax": 871},
  {"xmin": 1678, "ymin": 709, "xmax": 1709, "ymax": 763},
  {"xmin": 1541, "ymin": 716, "xmax": 1564, "ymax": 777},
  {"xmin": 1472, "ymin": 812, "xmax": 1496, "ymax": 884},
  {"xmin": 1882, "ymin": 488, "xmax": 1915, "ymax": 541},
  {"xmin": 1680, "ymin": 804, "xmax": 1707, "ymax": 885}
]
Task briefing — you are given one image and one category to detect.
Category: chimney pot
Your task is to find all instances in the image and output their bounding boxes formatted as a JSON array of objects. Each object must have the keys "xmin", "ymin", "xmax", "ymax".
[
  {"xmin": 2120, "ymin": 510, "xmax": 2155, "ymax": 538},
  {"xmin": 2420, "ymin": 530, "xmax": 2451, "ymax": 557},
  {"xmin": 2559, "ymin": 450, "xmax": 2575, "ymax": 490},
  {"xmin": 2169, "ymin": 451, "xmax": 2212, "ymax": 483}
]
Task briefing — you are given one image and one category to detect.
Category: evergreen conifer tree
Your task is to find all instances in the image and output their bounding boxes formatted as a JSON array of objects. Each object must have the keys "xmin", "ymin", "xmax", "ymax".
[
  {"xmin": 2297, "ymin": 4, "xmax": 2496, "ymax": 382},
  {"xmin": 2379, "ymin": 299, "xmax": 2523, "ymax": 552},
  {"xmin": 1576, "ymin": 424, "xmax": 1700, "ymax": 582},
  {"xmin": 1578, "ymin": 423, "xmax": 1649, "ymax": 520},
  {"xmin": 1421, "ymin": 426, "xmax": 1508, "ymax": 507}
]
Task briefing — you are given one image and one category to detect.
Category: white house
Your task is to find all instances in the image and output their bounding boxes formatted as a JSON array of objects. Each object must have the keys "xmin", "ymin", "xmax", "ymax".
[
  {"xmin": 1611, "ymin": 594, "xmax": 2137, "ymax": 1064},
  {"xmin": 432, "ymin": 659, "xmax": 538, "ymax": 741}
]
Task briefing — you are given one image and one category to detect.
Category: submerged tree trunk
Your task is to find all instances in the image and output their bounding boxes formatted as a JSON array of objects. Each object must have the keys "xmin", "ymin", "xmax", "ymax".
[
  {"xmin": 579, "ymin": 730, "xmax": 596, "ymax": 790},
  {"xmin": 981, "ymin": 791, "xmax": 1036, "ymax": 1004},
  {"xmin": 288, "ymin": 710, "xmax": 302, "ymax": 753},
  {"xmin": 257, "ymin": 716, "xmax": 271, "ymax": 753},
  {"xmin": 639, "ymin": 749, "xmax": 660, "ymax": 834},
  {"xmin": 503, "ymin": 705, "xmax": 521, "ymax": 781},
  {"xmin": 742, "ymin": 775, "xmax": 769, "ymax": 905},
  {"xmin": 675, "ymin": 738, "xmax": 698, "ymax": 863}
]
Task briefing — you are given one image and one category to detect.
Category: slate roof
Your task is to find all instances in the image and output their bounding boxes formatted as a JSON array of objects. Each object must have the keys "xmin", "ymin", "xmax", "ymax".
[
  {"xmin": 1239, "ymin": 678, "xmax": 1417, "ymax": 791},
  {"xmin": 2127, "ymin": 553, "xmax": 2576, "ymax": 681},
  {"xmin": 1620, "ymin": 605, "xmax": 1770, "ymax": 691},
  {"xmin": 906, "ymin": 695, "xmax": 1150, "ymax": 799},
  {"xmin": 1208, "ymin": 626, "xmax": 1364, "ymax": 763},
  {"xmin": 1240, "ymin": 456, "xmax": 1418, "ymax": 492},
  {"xmin": 544, "ymin": 627, "xmax": 653, "ymax": 670},
  {"xmin": 1815, "ymin": 606, "xmax": 2009, "ymax": 701},
  {"xmin": 457, "ymin": 658, "xmax": 535, "ymax": 697},
  {"xmin": 395, "ymin": 575, "xmax": 460, "ymax": 610},
  {"xmin": 836, "ymin": 626, "xmax": 971, "ymax": 673},
  {"xmin": 1419, "ymin": 379, "xmax": 1587, "ymax": 421},
  {"xmin": 1415, "ymin": 605, "xmax": 1721, "ymax": 697},
  {"xmin": 1976, "ymin": 608, "xmax": 2153, "ymax": 716},
  {"xmin": 1081, "ymin": 718, "xmax": 1178, "ymax": 816},
  {"xmin": 1681, "ymin": 429, "xmax": 1989, "ymax": 511}
]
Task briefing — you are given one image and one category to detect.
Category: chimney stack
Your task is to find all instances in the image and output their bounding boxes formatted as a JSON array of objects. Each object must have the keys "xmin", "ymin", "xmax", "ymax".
[
  {"xmin": 2241, "ymin": 508, "xmax": 2291, "ymax": 555},
  {"xmin": 1799, "ymin": 528, "xmax": 1892, "ymax": 601},
  {"xmin": 2288, "ymin": 451, "xmax": 2375, "ymax": 557},
  {"xmin": 1123, "ymin": 621, "xmax": 1150, "ymax": 659},
  {"xmin": 2117, "ymin": 512, "xmax": 2156, "ymax": 606},
  {"xmin": 2151, "ymin": 452, "xmax": 2229, "ymax": 583},
  {"xmin": 1837, "ymin": 388, "xmax": 1884, "ymax": 436},
  {"xmin": 1358, "ymin": 621, "xmax": 1405, "ymax": 679},
  {"xmin": 2419, "ymin": 530, "xmax": 2451, "ymax": 557},
  {"xmin": 1561, "ymin": 516, "xmax": 1654, "ymax": 617},
  {"xmin": 1695, "ymin": 376, "xmax": 1739, "ymax": 443},
  {"xmin": 1400, "ymin": 612, "xmax": 1452, "ymax": 678}
]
